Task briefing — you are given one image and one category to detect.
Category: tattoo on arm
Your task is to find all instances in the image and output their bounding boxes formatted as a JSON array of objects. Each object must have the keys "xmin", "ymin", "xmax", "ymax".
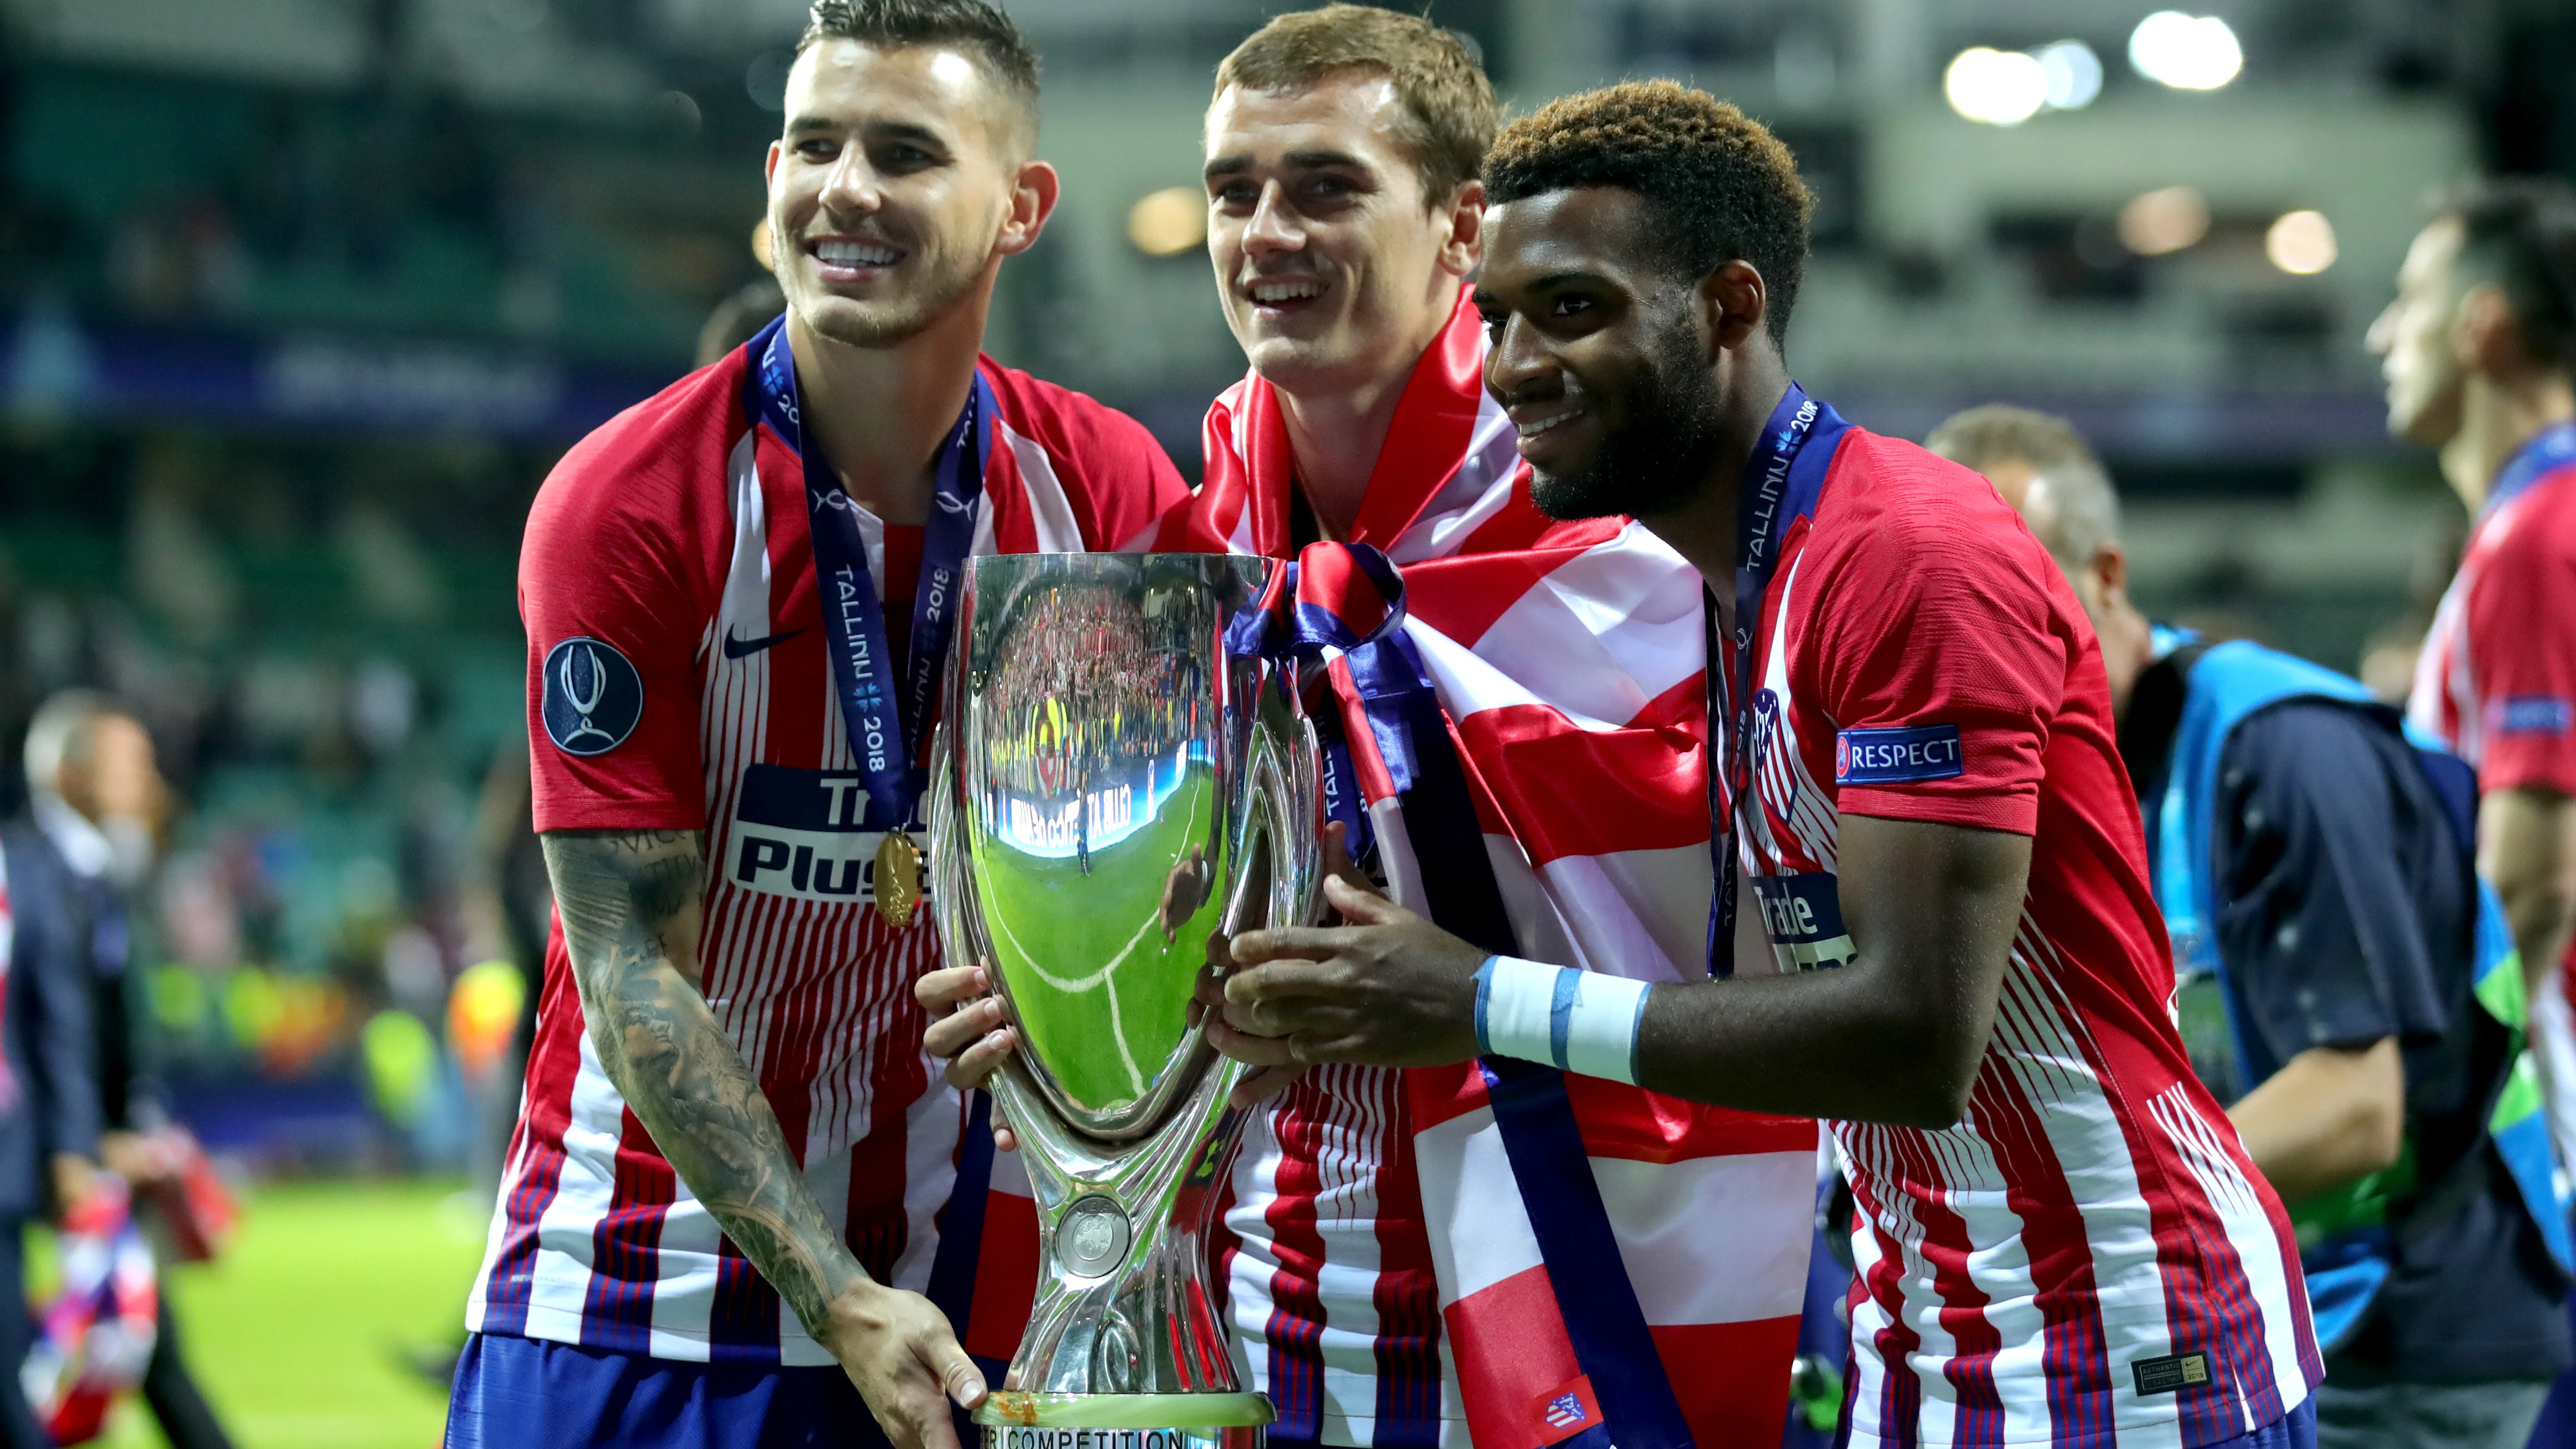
[{"xmin": 542, "ymin": 829, "xmax": 865, "ymax": 1336}]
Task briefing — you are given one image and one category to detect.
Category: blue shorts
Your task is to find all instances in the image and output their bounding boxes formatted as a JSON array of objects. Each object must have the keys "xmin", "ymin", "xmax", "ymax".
[{"xmin": 445, "ymin": 1332, "xmax": 902, "ymax": 1449}]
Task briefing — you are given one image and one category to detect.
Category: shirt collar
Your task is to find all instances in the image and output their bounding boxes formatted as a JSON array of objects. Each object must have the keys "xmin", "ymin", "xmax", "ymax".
[
  {"xmin": 2487, "ymin": 421, "xmax": 2576, "ymax": 518},
  {"xmin": 34, "ymin": 792, "xmax": 113, "ymax": 880}
]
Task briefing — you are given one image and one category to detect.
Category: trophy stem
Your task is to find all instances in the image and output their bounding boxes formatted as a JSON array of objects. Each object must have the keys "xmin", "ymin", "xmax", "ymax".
[{"xmin": 991, "ymin": 1049, "xmax": 1250, "ymax": 1402}]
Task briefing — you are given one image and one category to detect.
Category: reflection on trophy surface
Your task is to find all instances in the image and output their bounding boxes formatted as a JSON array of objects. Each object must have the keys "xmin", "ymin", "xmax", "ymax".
[{"xmin": 929, "ymin": 552, "xmax": 1321, "ymax": 1448}]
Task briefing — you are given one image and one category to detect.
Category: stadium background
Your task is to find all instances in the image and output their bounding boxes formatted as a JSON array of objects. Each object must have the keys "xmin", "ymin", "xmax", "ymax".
[{"xmin": 0, "ymin": 0, "xmax": 2570, "ymax": 1443}]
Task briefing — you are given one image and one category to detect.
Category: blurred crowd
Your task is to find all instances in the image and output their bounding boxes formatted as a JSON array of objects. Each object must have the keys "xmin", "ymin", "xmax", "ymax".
[
  {"xmin": 0, "ymin": 29, "xmax": 754, "ymax": 365},
  {"xmin": 984, "ymin": 581, "xmax": 1206, "ymax": 802}
]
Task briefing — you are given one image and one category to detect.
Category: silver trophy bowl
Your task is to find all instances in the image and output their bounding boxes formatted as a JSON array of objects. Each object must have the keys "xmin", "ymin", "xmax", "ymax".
[{"xmin": 928, "ymin": 552, "xmax": 1320, "ymax": 1447}]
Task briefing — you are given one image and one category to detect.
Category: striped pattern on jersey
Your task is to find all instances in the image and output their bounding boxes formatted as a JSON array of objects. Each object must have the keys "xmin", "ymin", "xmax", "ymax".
[
  {"xmin": 1165, "ymin": 288, "xmax": 1815, "ymax": 1448},
  {"xmin": 471, "ymin": 342, "xmax": 1170, "ymax": 1363},
  {"xmin": 2406, "ymin": 446, "xmax": 2576, "ymax": 1246},
  {"xmin": 1735, "ymin": 440, "xmax": 2319, "ymax": 1448},
  {"xmin": 2407, "ymin": 451, "xmax": 2576, "ymax": 776}
]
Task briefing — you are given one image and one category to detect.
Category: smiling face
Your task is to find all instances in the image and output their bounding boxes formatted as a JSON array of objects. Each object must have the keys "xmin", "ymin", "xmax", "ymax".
[
  {"xmin": 1203, "ymin": 71, "xmax": 1478, "ymax": 396},
  {"xmin": 766, "ymin": 39, "xmax": 1032, "ymax": 349},
  {"xmin": 1475, "ymin": 187, "xmax": 1727, "ymax": 521},
  {"xmin": 2368, "ymin": 217, "xmax": 2469, "ymax": 447}
]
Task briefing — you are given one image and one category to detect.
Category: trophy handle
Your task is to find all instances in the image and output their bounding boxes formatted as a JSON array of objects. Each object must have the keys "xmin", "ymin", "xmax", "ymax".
[{"xmin": 1232, "ymin": 667, "xmax": 1326, "ymax": 951}]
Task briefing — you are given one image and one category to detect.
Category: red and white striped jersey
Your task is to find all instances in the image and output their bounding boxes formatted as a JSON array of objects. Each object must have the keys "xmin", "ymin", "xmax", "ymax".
[
  {"xmin": 1159, "ymin": 290, "xmax": 1816, "ymax": 1448},
  {"xmin": 2409, "ymin": 429, "xmax": 2576, "ymax": 792},
  {"xmin": 467, "ymin": 331, "xmax": 1185, "ymax": 1364},
  {"xmin": 2406, "ymin": 424, "xmax": 2576, "ymax": 1213},
  {"xmin": 1734, "ymin": 419, "xmax": 2320, "ymax": 1447}
]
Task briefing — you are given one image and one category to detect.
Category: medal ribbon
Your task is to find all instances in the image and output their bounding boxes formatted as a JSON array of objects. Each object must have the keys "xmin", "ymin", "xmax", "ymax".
[
  {"xmin": 2486, "ymin": 421, "xmax": 2576, "ymax": 520},
  {"xmin": 1225, "ymin": 542, "xmax": 1418, "ymax": 825},
  {"xmin": 746, "ymin": 316, "xmax": 991, "ymax": 828},
  {"xmin": 1707, "ymin": 383, "xmax": 1850, "ymax": 976},
  {"xmin": 1226, "ymin": 542, "xmax": 1482, "ymax": 895},
  {"xmin": 742, "ymin": 318, "xmax": 999, "ymax": 1377}
]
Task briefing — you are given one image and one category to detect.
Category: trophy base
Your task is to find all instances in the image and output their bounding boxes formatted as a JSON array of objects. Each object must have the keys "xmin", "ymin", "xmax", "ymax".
[{"xmin": 976, "ymin": 1392, "xmax": 1274, "ymax": 1449}]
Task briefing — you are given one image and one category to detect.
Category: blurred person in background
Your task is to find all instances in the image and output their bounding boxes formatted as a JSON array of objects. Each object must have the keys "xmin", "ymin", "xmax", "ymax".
[
  {"xmin": 0, "ymin": 731, "xmax": 100, "ymax": 1447},
  {"xmin": 696, "ymin": 274, "xmax": 787, "ymax": 370},
  {"xmin": 455, "ymin": 731, "xmax": 546, "ymax": 1217},
  {"xmin": 22, "ymin": 692, "xmax": 235, "ymax": 1449},
  {"xmin": 443, "ymin": 1, "xmax": 1185, "ymax": 1447},
  {"xmin": 2375, "ymin": 181, "xmax": 2576, "ymax": 1170},
  {"xmin": 926, "ymin": 12, "xmax": 1815, "ymax": 1445},
  {"xmin": 22, "ymin": 693, "xmax": 235, "ymax": 1449},
  {"xmin": 1931, "ymin": 406, "xmax": 2573, "ymax": 1449},
  {"xmin": 2373, "ymin": 175, "xmax": 2576, "ymax": 1449},
  {"xmin": 697, "ymin": 219, "xmax": 788, "ymax": 369},
  {"xmin": 2358, "ymin": 617, "xmax": 2431, "ymax": 708}
]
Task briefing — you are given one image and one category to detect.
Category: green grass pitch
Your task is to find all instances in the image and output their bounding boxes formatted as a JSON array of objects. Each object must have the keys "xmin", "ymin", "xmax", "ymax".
[
  {"xmin": 54, "ymin": 1178, "xmax": 488, "ymax": 1449},
  {"xmin": 967, "ymin": 769, "xmax": 1219, "ymax": 1111}
]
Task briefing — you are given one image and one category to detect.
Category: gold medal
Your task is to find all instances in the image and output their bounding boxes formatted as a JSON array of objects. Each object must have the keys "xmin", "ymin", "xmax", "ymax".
[{"xmin": 875, "ymin": 830, "xmax": 924, "ymax": 928}]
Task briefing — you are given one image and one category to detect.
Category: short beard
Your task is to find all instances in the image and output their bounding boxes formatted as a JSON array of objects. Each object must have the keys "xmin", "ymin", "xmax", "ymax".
[
  {"xmin": 1530, "ymin": 315, "xmax": 1725, "ymax": 522},
  {"xmin": 788, "ymin": 244, "xmax": 986, "ymax": 350}
]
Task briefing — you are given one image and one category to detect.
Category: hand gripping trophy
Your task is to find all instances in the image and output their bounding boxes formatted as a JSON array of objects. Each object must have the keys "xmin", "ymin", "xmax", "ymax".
[{"xmin": 929, "ymin": 552, "xmax": 1320, "ymax": 1448}]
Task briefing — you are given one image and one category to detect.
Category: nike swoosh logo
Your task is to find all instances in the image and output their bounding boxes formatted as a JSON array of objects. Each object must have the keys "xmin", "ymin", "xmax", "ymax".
[{"xmin": 723, "ymin": 626, "xmax": 806, "ymax": 660}]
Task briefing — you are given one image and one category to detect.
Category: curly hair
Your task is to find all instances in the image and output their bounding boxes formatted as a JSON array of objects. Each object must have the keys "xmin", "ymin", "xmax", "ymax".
[
  {"xmin": 1216, "ymin": 5, "xmax": 1497, "ymax": 207},
  {"xmin": 800, "ymin": 0, "xmax": 1040, "ymax": 142},
  {"xmin": 1486, "ymin": 81, "xmax": 1811, "ymax": 343}
]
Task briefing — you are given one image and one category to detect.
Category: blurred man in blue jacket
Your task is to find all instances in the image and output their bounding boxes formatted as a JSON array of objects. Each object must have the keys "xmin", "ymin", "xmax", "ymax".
[
  {"xmin": 0, "ymin": 758, "xmax": 100, "ymax": 1446},
  {"xmin": 23, "ymin": 692, "xmax": 233, "ymax": 1449},
  {"xmin": 1931, "ymin": 405, "xmax": 2573, "ymax": 1449}
]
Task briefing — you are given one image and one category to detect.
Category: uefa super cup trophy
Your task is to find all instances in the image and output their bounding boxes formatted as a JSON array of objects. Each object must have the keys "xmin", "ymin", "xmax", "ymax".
[{"xmin": 928, "ymin": 552, "xmax": 1321, "ymax": 1449}]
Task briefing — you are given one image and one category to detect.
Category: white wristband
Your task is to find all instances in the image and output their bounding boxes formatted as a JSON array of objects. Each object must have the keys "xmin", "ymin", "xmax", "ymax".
[{"xmin": 1473, "ymin": 955, "xmax": 1651, "ymax": 1085}]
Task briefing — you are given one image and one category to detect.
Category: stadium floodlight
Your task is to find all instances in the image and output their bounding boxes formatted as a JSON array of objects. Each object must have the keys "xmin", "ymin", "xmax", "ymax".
[
  {"xmin": 1128, "ymin": 187, "xmax": 1208, "ymax": 258},
  {"xmin": 2119, "ymin": 186, "xmax": 2211, "ymax": 255},
  {"xmin": 2129, "ymin": 12, "xmax": 2243, "ymax": 90},
  {"xmin": 1944, "ymin": 46, "xmax": 2050, "ymax": 127},
  {"xmin": 2035, "ymin": 40, "xmax": 2103, "ymax": 110},
  {"xmin": 2266, "ymin": 210, "xmax": 2337, "ymax": 274}
]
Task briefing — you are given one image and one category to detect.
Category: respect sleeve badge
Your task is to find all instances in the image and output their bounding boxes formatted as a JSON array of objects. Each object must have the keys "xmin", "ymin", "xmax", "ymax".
[
  {"xmin": 1835, "ymin": 723, "xmax": 1964, "ymax": 785},
  {"xmin": 2492, "ymin": 695, "xmax": 2574, "ymax": 737}
]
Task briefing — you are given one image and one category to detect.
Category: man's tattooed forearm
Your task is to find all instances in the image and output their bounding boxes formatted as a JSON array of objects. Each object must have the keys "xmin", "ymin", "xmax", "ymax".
[
  {"xmin": 540, "ymin": 830, "xmax": 862, "ymax": 1336},
  {"xmin": 544, "ymin": 830, "xmax": 701, "ymax": 952}
]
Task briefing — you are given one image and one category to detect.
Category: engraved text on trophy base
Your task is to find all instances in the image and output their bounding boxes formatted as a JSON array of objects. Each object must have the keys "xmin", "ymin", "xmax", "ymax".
[{"xmin": 991, "ymin": 1430, "xmax": 1262, "ymax": 1449}]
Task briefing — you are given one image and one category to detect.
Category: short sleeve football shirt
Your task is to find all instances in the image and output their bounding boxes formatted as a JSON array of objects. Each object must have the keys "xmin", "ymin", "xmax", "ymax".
[
  {"xmin": 1731, "ymin": 412, "xmax": 2321, "ymax": 1448},
  {"xmin": 470, "ymin": 322, "xmax": 1186, "ymax": 1364}
]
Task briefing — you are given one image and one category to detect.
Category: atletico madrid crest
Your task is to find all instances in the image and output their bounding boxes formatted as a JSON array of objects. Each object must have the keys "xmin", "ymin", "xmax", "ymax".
[{"xmin": 1528, "ymin": 1374, "xmax": 1604, "ymax": 1445}]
